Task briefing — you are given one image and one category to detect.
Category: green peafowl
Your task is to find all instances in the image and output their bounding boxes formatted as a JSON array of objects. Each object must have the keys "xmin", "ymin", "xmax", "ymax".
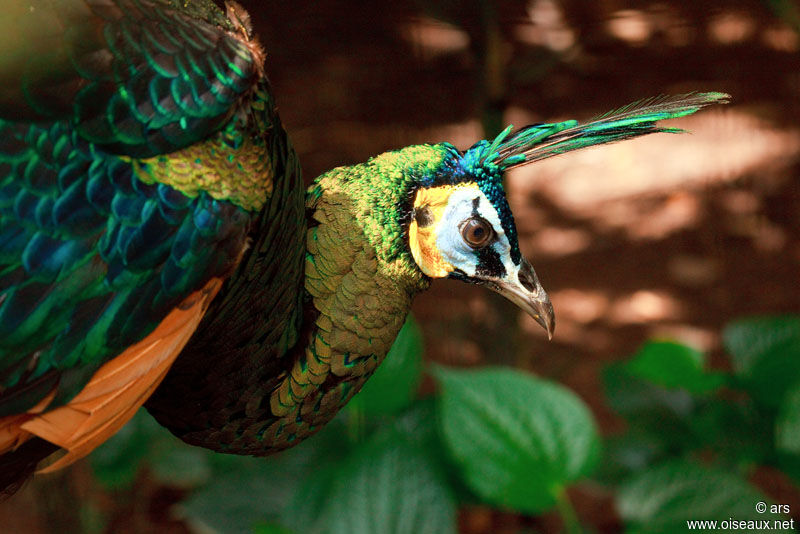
[{"xmin": 0, "ymin": 0, "xmax": 728, "ymax": 494}]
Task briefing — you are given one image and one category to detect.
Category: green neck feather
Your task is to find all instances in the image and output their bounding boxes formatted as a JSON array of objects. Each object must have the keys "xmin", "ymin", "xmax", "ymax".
[
  {"xmin": 145, "ymin": 111, "xmax": 450, "ymax": 458},
  {"xmin": 307, "ymin": 144, "xmax": 451, "ymax": 292},
  {"xmin": 158, "ymin": 0, "xmax": 233, "ymax": 30},
  {"xmin": 254, "ymin": 145, "xmax": 447, "ymax": 450}
]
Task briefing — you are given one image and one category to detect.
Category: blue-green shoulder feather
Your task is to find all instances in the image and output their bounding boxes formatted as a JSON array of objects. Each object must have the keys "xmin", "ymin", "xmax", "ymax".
[{"xmin": 0, "ymin": 0, "xmax": 262, "ymax": 415}]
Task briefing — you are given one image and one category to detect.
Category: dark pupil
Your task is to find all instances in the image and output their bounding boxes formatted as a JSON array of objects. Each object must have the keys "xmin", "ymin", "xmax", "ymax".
[{"xmin": 464, "ymin": 218, "xmax": 491, "ymax": 247}]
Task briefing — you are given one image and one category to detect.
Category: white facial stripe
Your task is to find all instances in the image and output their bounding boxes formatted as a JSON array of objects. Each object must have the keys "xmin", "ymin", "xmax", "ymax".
[{"xmin": 434, "ymin": 187, "xmax": 515, "ymax": 278}]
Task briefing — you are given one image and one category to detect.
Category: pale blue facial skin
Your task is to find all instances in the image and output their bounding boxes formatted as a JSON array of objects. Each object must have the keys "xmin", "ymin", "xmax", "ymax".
[
  {"xmin": 428, "ymin": 185, "xmax": 555, "ymax": 338},
  {"xmin": 434, "ymin": 187, "xmax": 518, "ymax": 278}
]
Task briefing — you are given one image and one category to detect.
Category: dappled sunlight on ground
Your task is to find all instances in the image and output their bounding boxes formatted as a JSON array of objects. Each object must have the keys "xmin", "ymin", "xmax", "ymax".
[
  {"xmin": 763, "ymin": 24, "xmax": 799, "ymax": 51},
  {"xmin": 506, "ymin": 110, "xmax": 800, "ymax": 212},
  {"xmin": 524, "ymin": 0, "xmax": 576, "ymax": 52},
  {"xmin": 607, "ymin": 10, "xmax": 654, "ymax": 45},
  {"xmin": 402, "ymin": 17, "xmax": 471, "ymax": 57},
  {"xmin": 709, "ymin": 11, "xmax": 758, "ymax": 44}
]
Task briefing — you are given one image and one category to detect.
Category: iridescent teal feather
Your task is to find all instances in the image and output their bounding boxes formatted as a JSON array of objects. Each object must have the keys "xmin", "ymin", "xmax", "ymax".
[
  {"xmin": 0, "ymin": 117, "xmax": 252, "ymax": 413},
  {"xmin": 0, "ymin": 0, "xmax": 271, "ymax": 421},
  {"xmin": 472, "ymin": 92, "xmax": 731, "ymax": 169}
]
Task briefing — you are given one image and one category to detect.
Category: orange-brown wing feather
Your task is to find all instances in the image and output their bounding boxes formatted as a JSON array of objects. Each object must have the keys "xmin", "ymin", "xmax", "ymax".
[{"xmin": 0, "ymin": 278, "xmax": 222, "ymax": 471}]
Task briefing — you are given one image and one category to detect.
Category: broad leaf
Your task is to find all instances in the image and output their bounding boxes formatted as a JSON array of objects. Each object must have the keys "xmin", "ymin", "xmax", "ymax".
[
  {"xmin": 688, "ymin": 398, "xmax": 771, "ymax": 466},
  {"xmin": 777, "ymin": 385, "xmax": 800, "ymax": 454},
  {"xmin": 597, "ymin": 431, "xmax": 669, "ymax": 483},
  {"xmin": 625, "ymin": 341, "xmax": 725, "ymax": 394},
  {"xmin": 723, "ymin": 316, "xmax": 800, "ymax": 375},
  {"xmin": 282, "ymin": 457, "xmax": 344, "ymax": 534},
  {"xmin": 181, "ymin": 417, "xmax": 351, "ymax": 534},
  {"xmin": 394, "ymin": 397, "xmax": 476, "ymax": 503},
  {"xmin": 603, "ymin": 362, "xmax": 694, "ymax": 418},
  {"xmin": 776, "ymin": 383, "xmax": 800, "ymax": 481},
  {"xmin": 618, "ymin": 460, "xmax": 785, "ymax": 534},
  {"xmin": 723, "ymin": 316, "xmax": 800, "ymax": 407},
  {"xmin": 349, "ymin": 314, "xmax": 424, "ymax": 416},
  {"xmin": 321, "ymin": 429, "xmax": 457, "ymax": 534},
  {"xmin": 434, "ymin": 366, "xmax": 600, "ymax": 513},
  {"xmin": 604, "ymin": 358, "xmax": 768, "ymax": 467},
  {"xmin": 179, "ymin": 462, "xmax": 278, "ymax": 534}
]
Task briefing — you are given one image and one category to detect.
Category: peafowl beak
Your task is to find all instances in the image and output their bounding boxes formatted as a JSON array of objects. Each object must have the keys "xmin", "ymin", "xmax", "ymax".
[{"xmin": 486, "ymin": 259, "xmax": 555, "ymax": 340}]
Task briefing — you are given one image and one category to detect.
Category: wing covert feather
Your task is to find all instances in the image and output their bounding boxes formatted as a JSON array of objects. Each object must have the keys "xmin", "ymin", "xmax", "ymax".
[
  {"xmin": 0, "ymin": 0, "xmax": 261, "ymax": 157},
  {"xmin": 0, "ymin": 0, "xmax": 260, "ymax": 418}
]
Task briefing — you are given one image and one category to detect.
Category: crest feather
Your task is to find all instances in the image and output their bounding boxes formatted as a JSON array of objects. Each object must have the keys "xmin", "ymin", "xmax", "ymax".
[{"xmin": 481, "ymin": 92, "xmax": 730, "ymax": 170}]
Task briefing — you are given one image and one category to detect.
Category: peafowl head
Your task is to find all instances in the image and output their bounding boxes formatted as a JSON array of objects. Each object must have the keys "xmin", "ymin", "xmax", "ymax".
[
  {"xmin": 405, "ymin": 138, "xmax": 555, "ymax": 338},
  {"xmin": 309, "ymin": 93, "xmax": 728, "ymax": 341},
  {"xmin": 396, "ymin": 92, "xmax": 729, "ymax": 338}
]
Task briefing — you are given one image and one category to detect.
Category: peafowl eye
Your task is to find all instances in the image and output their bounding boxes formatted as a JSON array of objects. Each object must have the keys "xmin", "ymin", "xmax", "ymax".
[{"xmin": 0, "ymin": 0, "xmax": 728, "ymax": 494}]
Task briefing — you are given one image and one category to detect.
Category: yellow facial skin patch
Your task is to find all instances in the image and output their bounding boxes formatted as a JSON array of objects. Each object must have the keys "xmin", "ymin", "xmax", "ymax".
[{"xmin": 409, "ymin": 184, "xmax": 470, "ymax": 278}]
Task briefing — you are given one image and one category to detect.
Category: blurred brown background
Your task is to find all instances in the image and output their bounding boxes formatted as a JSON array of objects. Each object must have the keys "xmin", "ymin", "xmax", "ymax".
[{"xmin": 3, "ymin": 0, "xmax": 800, "ymax": 532}]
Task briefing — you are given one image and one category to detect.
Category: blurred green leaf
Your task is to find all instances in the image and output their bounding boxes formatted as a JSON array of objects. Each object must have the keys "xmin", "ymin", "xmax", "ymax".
[
  {"xmin": 179, "ymin": 462, "xmax": 278, "ymax": 534},
  {"xmin": 776, "ymin": 383, "xmax": 800, "ymax": 480},
  {"xmin": 618, "ymin": 460, "xmax": 785, "ymax": 534},
  {"xmin": 689, "ymin": 398, "xmax": 771, "ymax": 467},
  {"xmin": 723, "ymin": 316, "xmax": 800, "ymax": 375},
  {"xmin": 253, "ymin": 524, "xmax": 296, "ymax": 534},
  {"xmin": 182, "ymin": 417, "xmax": 351, "ymax": 534},
  {"xmin": 150, "ymin": 444, "xmax": 211, "ymax": 488},
  {"xmin": 434, "ymin": 366, "xmax": 600, "ymax": 514},
  {"xmin": 90, "ymin": 410, "xmax": 163, "ymax": 489},
  {"xmin": 282, "ymin": 452, "xmax": 344, "ymax": 534},
  {"xmin": 625, "ymin": 341, "xmax": 725, "ymax": 394},
  {"xmin": 349, "ymin": 314, "xmax": 423, "ymax": 416},
  {"xmin": 279, "ymin": 422, "xmax": 353, "ymax": 534},
  {"xmin": 744, "ymin": 348, "xmax": 800, "ymax": 409},
  {"xmin": 280, "ymin": 402, "xmax": 457, "ymax": 534},
  {"xmin": 393, "ymin": 397, "xmax": 440, "ymax": 450},
  {"xmin": 605, "ymin": 335, "xmax": 776, "ymax": 470},
  {"xmin": 91, "ymin": 409, "xmax": 213, "ymax": 490},
  {"xmin": 723, "ymin": 316, "xmax": 800, "ymax": 407},
  {"xmin": 394, "ymin": 397, "xmax": 477, "ymax": 503},
  {"xmin": 597, "ymin": 431, "xmax": 669, "ymax": 483},
  {"xmin": 321, "ymin": 428, "xmax": 456, "ymax": 534},
  {"xmin": 604, "ymin": 362, "xmax": 694, "ymax": 418}
]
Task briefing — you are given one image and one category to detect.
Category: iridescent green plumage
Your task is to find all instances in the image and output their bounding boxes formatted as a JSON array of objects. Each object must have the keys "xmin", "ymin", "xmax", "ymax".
[
  {"xmin": 0, "ymin": 0, "xmax": 279, "ymax": 490},
  {"xmin": 478, "ymin": 92, "xmax": 730, "ymax": 168},
  {"xmin": 0, "ymin": 0, "xmax": 728, "ymax": 494}
]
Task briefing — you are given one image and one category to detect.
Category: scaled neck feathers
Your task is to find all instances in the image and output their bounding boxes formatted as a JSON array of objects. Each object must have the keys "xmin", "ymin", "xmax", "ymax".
[
  {"xmin": 307, "ymin": 144, "xmax": 457, "ymax": 295},
  {"xmin": 233, "ymin": 147, "xmax": 454, "ymax": 452}
]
